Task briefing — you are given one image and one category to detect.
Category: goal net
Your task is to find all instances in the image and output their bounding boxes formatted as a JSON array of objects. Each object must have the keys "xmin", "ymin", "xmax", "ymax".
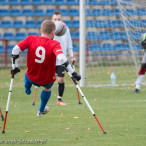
[{"xmin": 85, "ymin": 0, "xmax": 146, "ymax": 87}]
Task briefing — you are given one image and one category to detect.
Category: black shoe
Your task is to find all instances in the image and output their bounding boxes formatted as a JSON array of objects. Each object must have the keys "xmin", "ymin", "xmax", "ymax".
[{"xmin": 132, "ymin": 88, "xmax": 140, "ymax": 93}]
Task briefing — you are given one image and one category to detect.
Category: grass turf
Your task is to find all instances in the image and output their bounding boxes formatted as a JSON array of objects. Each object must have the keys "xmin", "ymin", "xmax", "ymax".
[{"xmin": 0, "ymin": 68, "xmax": 146, "ymax": 146}]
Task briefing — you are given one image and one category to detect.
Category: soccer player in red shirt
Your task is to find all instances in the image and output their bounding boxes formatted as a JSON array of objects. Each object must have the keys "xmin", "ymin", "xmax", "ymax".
[{"xmin": 11, "ymin": 20, "xmax": 81, "ymax": 117}]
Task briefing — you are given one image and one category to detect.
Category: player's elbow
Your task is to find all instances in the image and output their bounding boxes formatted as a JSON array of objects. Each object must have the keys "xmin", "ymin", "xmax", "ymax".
[{"xmin": 57, "ymin": 54, "xmax": 67, "ymax": 65}]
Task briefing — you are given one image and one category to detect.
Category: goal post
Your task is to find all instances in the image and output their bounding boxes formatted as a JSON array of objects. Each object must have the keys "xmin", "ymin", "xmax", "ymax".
[
  {"xmin": 79, "ymin": 0, "xmax": 146, "ymax": 87},
  {"xmin": 79, "ymin": 0, "xmax": 86, "ymax": 87}
]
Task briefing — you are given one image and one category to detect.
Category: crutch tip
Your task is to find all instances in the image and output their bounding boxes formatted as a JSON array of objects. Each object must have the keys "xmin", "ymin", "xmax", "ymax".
[
  {"xmin": 2, "ymin": 131, "xmax": 5, "ymax": 134},
  {"xmin": 103, "ymin": 131, "xmax": 107, "ymax": 134},
  {"xmin": 32, "ymin": 102, "xmax": 35, "ymax": 106}
]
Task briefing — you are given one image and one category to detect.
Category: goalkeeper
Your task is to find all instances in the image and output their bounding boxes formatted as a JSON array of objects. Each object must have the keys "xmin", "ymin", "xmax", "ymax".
[
  {"xmin": 133, "ymin": 33, "xmax": 146, "ymax": 93},
  {"xmin": 52, "ymin": 11, "xmax": 76, "ymax": 105},
  {"xmin": 11, "ymin": 20, "xmax": 81, "ymax": 117}
]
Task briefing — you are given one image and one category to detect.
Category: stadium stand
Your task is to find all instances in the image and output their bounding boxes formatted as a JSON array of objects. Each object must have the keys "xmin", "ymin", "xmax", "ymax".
[
  {"xmin": 13, "ymin": 20, "xmax": 24, "ymax": 28},
  {"xmin": 0, "ymin": 0, "xmax": 145, "ymax": 56}
]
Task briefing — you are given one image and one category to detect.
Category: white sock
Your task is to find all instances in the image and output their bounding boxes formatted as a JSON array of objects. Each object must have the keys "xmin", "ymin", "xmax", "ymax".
[{"xmin": 135, "ymin": 75, "xmax": 145, "ymax": 90}]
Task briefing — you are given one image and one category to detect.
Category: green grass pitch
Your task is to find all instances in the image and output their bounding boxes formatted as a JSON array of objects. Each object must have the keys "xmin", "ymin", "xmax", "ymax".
[{"xmin": 0, "ymin": 67, "xmax": 146, "ymax": 146}]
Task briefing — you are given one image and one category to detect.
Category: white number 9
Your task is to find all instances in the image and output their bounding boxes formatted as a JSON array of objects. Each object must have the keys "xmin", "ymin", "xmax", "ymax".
[{"xmin": 35, "ymin": 46, "xmax": 45, "ymax": 63}]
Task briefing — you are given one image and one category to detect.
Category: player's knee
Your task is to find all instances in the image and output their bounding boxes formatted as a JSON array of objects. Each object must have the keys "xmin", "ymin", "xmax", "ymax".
[{"xmin": 58, "ymin": 77, "xmax": 64, "ymax": 83}]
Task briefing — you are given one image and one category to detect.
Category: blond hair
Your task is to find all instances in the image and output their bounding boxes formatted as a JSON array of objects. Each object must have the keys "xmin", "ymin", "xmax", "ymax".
[{"xmin": 41, "ymin": 20, "xmax": 55, "ymax": 34}]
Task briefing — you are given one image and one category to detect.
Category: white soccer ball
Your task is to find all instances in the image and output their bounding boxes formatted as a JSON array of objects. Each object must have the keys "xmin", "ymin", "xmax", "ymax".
[{"xmin": 55, "ymin": 21, "xmax": 67, "ymax": 36}]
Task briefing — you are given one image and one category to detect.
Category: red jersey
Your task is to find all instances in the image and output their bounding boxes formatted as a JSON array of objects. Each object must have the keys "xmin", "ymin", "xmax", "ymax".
[{"xmin": 18, "ymin": 35, "xmax": 63, "ymax": 85}]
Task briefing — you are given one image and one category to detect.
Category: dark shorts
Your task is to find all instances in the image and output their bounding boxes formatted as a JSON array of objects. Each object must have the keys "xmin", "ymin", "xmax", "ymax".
[{"xmin": 56, "ymin": 65, "xmax": 65, "ymax": 77}]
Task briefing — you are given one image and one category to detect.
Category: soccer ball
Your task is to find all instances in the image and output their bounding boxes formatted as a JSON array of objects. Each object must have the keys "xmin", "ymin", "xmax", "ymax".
[{"xmin": 55, "ymin": 21, "xmax": 67, "ymax": 36}]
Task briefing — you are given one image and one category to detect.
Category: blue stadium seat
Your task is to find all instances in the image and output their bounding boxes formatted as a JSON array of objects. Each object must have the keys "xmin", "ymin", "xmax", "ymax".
[
  {"xmin": 72, "ymin": 20, "xmax": 79, "ymax": 28},
  {"xmin": 113, "ymin": 8, "xmax": 121, "ymax": 16},
  {"xmin": 99, "ymin": 31, "xmax": 109, "ymax": 35},
  {"xmin": 86, "ymin": 9, "xmax": 92, "ymax": 16},
  {"xmin": 113, "ymin": 43, "xmax": 130, "ymax": 51},
  {"xmin": 63, "ymin": 20, "xmax": 72, "ymax": 28},
  {"xmin": 70, "ymin": 31, "xmax": 74, "ymax": 38},
  {"xmin": 20, "ymin": 0, "xmax": 31, "ymax": 4},
  {"xmin": 43, "ymin": 0, "xmax": 53, "ymax": 4},
  {"xmin": 22, "ymin": 9, "xmax": 33, "ymax": 16},
  {"xmin": 73, "ymin": 44, "xmax": 79, "ymax": 52},
  {"xmin": 74, "ymin": 31, "xmax": 79, "ymax": 39},
  {"xmin": 46, "ymin": 9, "xmax": 55, "ymax": 16},
  {"xmin": 0, "ymin": 9, "xmax": 9, "ymax": 16},
  {"xmin": 25, "ymin": 20, "xmax": 36, "ymax": 28},
  {"xmin": 34, "ymin": 9, "xmax": 44, "ymax": 16},
  {"xmin": 102, "ymin": 43, "xmax": 114, "ymax": 51},
  {"xmin": 87, "ymin": 32, "xmax": 98, "ymax": 40},
  {"xmin": 109, "ymin": 31, "xmax": 121, "ymax": 40},
  {"xmin": 68, "ymin": 9, "xmax": 79, "ymax": 16},
  {"xmin": 57, "ymin": 9, "xmax": 68, "ymax": 16},
  {"xmin": 36, "ymin": 20, "xmax": 43, "ymax": 28},
  {"xmin": 140, "ymin": 19, "xmax": 146, "ymax": 27},
  {"xmin": 0, "ymin": 0, "xmax": 7, "ymax": 4},
  {"xmin": 3, "ymin": 32, "xmax": 15, "ymax": 40},
  {"xmin": 130, "ymin": 19, "xmax": 140, "ymax": 27},
  {"xmin": 54, "ymin": 0, "xmax": 65, "ymax": 4},
  {"xmin": 8, "ymin": 0, "xmax": 19, "ymax": 4},
  {"xmin": 89, "ymin": 43, "xmax": 101, "ymax": 51},
  {"xmin": 106, "ymin": 20, "xmax": 117, "ymax": 27},
  {"xmin": 99, "ymin": 0, "xmax": 110, "ymax": 5},
  {"xmin": 66, "ymin": 0, "xmax": 79, "ymax": 5},
  {"xmin": 132, "ymin": 30, "xmax": 142, "ymax": 40},
  {"xmin": 31, "ymin": 0, "xmax": 43, "ymax": 5},
  {"xmin": 136, "ymin": 43, "xmax": 141, "ymax": 50},
  {"xmin": 120, "ymin": 32, "xmax": 128, "ymax": 40},
  {"xmin": 86, "ymin": 0, "xmax": 99, "ymax": 5},
  {"xmin": 7, "ymin": 45, "xmax": 15, "ymax": 53},
  {"xmin": 15, "ymin": 32, "xmax": 26, "ymax": 41},
  {"xmin": 86, "ymin": 20, "xmax": 94, "ymax": 27},
  {"xmin": 116, "ymin": 20, "xmax": 124, "ymax": 27},
  {"xmin": 122, "ymin": 0, "xmax": 132, "ymax": 5},
  {"xmin": 10, "ymin": 9, "xmax": 21, "ymax": 16},
  {"xmin": 0, "ymin": 45, "xmax": 5, "ymax": 53},
  {"xmin": 0, "ymin": 33, "xmax": 1, "ymax": 38},
  {"xmin": 28, "ymin": 32, "xmax": 38, "ymax": 36},
  {"xmin": 137, "ymin": 8, "xmax": 146, "ymax": 16},
  {"xmin": 95, "ymin": 20, "xmax": 106, "ymax": 27},
  {"xmin": 124, "ymin": 8, "xmax": 137, "ymax": 16},
  {"xmin": 13, "ymin": 20, "xmax": 24, "ymax": 28},
  {"xmin": 1, "ymin": 20, "xmax": 12, "ymax": 28},
  {"xmin": 98, "ymin": 31, "xmax": 109, "ymax": 40},
  {"xmin": 102, "ymin": 8, "xmax": 114, "ymax": 16},
  {"xmin": 111, "ymin": 0, "xmax": 118, "ymax": 5},
  {"xmin": 91, "ymin": 9, "xmax": 102, "ymax": 16}
]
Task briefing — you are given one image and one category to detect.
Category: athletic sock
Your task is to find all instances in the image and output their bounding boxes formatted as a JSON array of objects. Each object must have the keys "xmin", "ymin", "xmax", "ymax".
[
  {"xmin": 57, "ymin": 83, "xmax": 64, "ymax": 101},
  {"xmin": 39, "ymin": 90, "xmax": 51, "ymax": 113},
  {"xmin": 57, "ymin": 96, "xmax": 62, "ymax": 101}
]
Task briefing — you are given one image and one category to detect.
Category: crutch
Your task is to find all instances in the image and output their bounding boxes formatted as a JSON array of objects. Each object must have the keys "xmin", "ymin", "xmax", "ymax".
[
  {"xmin": 32, "ymin": 86, "xmax": 37, "ymax": 106},
  {"xmin": 66, "ymin": 70, "xmax": 107, "ymax": 134},
  {"xmin": 72, "ymin": 62, "xmax": 82, "ymax": 104},
  {"xmin": 2, "ymin": 57, "xmax": 16, "ymax": 134}
]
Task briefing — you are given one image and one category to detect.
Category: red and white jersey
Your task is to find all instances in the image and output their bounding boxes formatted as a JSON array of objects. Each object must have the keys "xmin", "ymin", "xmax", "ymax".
[{"xmin": 18, "ymin": 35, "xmax": 63, "ymax": 85}]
